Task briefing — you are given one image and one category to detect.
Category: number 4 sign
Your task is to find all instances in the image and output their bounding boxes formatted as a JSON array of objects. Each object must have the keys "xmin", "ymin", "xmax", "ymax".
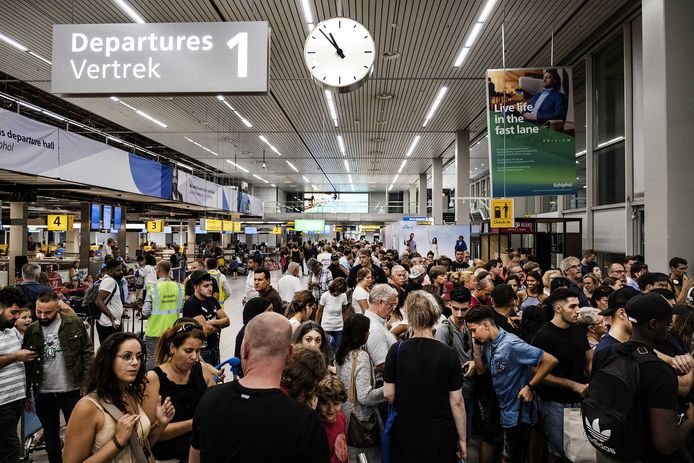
[{"xmin": 47, "ymin": 215, "xmax": 74, "ymax": 231}]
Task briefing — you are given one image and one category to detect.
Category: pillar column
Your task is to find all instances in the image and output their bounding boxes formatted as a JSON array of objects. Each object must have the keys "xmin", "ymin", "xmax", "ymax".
[
  {"xmin": 432, "ymin": 157, "xmax": 443, "ymax": 225},
  {"xmin": 642, "ymin": 0, "xmax": 694, "ymax": 270},
  {"xmin": 8, "ymin": 202, "xmax": 27, "ymax": 282},
  {"xmin": 79, "ymin": 203, "xmax": 91, "ymax": 272},
  {"xmin": 66, "ymin": 229, "xmax": 79, "ymax": 254},
  {"xmin": 408, "ymin": 184, "xmax": 417, "ymax": 215},
  {"xmin": 117, "ymin": 207, "xmax": 127, "ymax": 259},
  {"xmin": 455, "ymin": 130, "xmax": 471, "ymax": 225},
  {"xmin": 187, "ymin": 219, "xmax": 196, "ymax": 258},
  {"xmin": 418, "ymin": 173, "xmax": 427, "ymax": 216}
]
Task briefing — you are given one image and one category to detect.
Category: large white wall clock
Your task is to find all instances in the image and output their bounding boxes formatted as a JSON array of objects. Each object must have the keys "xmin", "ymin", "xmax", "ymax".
[{"xmin": 303, "ymin": 17, "xmax": 376, "ymax": 93}]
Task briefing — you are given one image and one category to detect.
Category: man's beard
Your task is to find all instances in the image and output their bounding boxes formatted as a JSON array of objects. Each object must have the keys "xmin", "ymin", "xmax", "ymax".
[
  {"xmin": 0, "ymin": 316, "xmax": 15, "ymax": 329},
  {"xmin": 38, "ymin": 316, "xmax": 56, "ymax": 326}
]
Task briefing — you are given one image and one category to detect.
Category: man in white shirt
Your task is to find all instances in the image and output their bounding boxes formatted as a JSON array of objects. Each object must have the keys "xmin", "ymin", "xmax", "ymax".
[
  {"xmin": 95, "ymin": 259, "xmax": 125, "ymax": 343},
  {"xmin": 364, "ymin": 284, "xmax": 398, "ymax": 377},
  {"xmin": 278, "ymin": 262, "xmax": 303, "ymax": 305},
  {"xmin": 317, "ymin": 245, "xmax": 333, "ymax": 268}
]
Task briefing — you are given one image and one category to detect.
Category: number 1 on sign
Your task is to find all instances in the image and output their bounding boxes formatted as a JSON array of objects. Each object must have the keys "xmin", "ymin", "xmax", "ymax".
[{"xmin": 227, "ymin": 32, "xmax": 248, "ymax": 78}]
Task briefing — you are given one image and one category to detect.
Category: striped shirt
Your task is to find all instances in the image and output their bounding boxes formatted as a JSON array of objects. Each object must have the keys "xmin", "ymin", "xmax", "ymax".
[{"xmin": 0, "ymin": 327, "xmax": 26, "ymax": 406}]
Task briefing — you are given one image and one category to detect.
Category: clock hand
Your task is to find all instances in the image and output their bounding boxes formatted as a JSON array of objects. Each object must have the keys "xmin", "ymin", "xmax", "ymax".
[
  {"xmin": 329, "ymin": 32, "xmax": 346, "ymax": 59},
  {"xmin": 319, "ymin": 29, "xmax": 345, "ymax": 59}
]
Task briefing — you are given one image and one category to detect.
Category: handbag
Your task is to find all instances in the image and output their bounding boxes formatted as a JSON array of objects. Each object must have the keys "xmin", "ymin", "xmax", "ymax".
[
  {"xmin": 563, "ymin": 407, "xmax": 597, "ymax": 463},
  {"xmin": 346, "ymin": 351, "xmax": 381, "ymax": 448},
  {"xmin": 381, "ymin": 341, "xmax": 403, "ymax": 463}
]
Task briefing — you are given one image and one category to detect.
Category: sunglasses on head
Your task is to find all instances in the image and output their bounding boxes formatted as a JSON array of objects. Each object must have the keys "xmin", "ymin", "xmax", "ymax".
[{"xmin": 175, "ymin": 322, "xmax": 203, "ymax": 334}]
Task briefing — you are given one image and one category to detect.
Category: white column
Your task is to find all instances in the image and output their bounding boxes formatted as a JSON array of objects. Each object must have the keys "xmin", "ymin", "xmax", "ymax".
[
  {"xmin": 455, "ymin": 130, "xmax": 471, "ymax": 225},
  {"xmin": 432, "ymin": 158, "xmax": 443, "ymax": 224},
  {"xmin": 186, "ymin": 219, "xmax": 196, "ymax": 258},
  {"xmin": 408, "ymin": 184, "xmax": 417, "ymax": 214},
  {"xmin": 418, "ymin": 173, "xmax": 427, "ymax": 216},
  {"xmin": 642, "ymin": 0, "xmax": 694, "ymax": 270}
]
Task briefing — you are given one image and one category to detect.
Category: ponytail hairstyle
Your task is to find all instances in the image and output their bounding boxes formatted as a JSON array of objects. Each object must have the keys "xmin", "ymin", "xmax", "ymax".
[
  {"xmin": 284, "ymin": 290, "xmax": 316, "ymax": 318},
  {"xmin": 155, "ymin": 317, "xmax": 206, "ymax": 365}
]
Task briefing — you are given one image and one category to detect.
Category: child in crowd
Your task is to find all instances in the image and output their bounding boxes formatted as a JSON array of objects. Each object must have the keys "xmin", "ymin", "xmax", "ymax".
[
  {"xmin": 316, "ymin": 375, "xmax": 349, "ymax": 463},
  {"xmin": 14, "ymin": 307, "xmax": 32, "ymax": 338}
]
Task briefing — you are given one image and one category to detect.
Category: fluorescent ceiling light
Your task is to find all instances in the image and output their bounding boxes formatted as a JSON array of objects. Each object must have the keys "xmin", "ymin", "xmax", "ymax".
[
  {"xmin": 478, "ymin": 0, "xmax": 498, "ymax": 22},
  {"xmin": 324, "ymin": 90, "xmax": 338, "ymax": 127},
  {"xmin": 136, "ymin": 110, "xmax": 167, "ymax": 128},
  {"xmin": 337, "ymin": 135, "xmax": 345, "ymax": 155},
  {"xmin": 465, "ymin": 23, "xmax": 483, "ymax": 48},
  {"xmin": 422, "ymin": 87, "xmax": 448, "ymax": 127},
  {"xmin": 253, "ymin": 174, "xmax": 269, "ymax": 184},
  {"xmin": 226, "ymin": 159, "xmax": 250, "ymax": 173},
  {"xmin": 343, "ymin": 159, "xmax": 349, "ymax": 171},
  {"xmin": 398, "ymin": 159, "xmax": 407, "ymax": 173},
  {"xmin": 217, "ymin": 96, "xmax": 253, "ymax": 128},
  {"xmin": 110, "ymin": 96, "xmax": 120, "ymax": 102},
  {"xmin": 348, "ymin": 174, "xmax": 353, "ymax": 183},
  {"xmin": 185, "ymin": 137, "xmax": 219, "ymax": 157},
  {"xmin": 312, "ymin": 184, "xmax": 319, "ymax": 191},
  {"xmin": 454, "ymin": 47, "xmax": 471, "ymax": 67},
  {"xmin": 576, "ymin": 150, "xmax": 587, "ymax": 156},
  {"xmin": 113, "ymin": 0, "xmax": 146, "ymax": 23},
  {"xmin": 388, "ymin": 184, "xmax": 394, "ymax": 191},
  {"xmin": 0, "ymin": 32, "xmax": 28, "ymax": 51},
  {"xmin": 302, "ymin": 176, "xmax": 310, "ymax": 183},
  {"xmin": 392, "ymin": 174, "xmax": 399, "ymax": 184},
  {"xmin": 259, "ymin": 135, "xmax": 282, "ymax": 156},
  {"xmin": 405, "ymin": 135, "xmax": 421, "ymax": 157},
  {"xmin": 286, "ymin": 160, "xmax": 299, "ymax": 172},
  {"xmin": 176, "ymin": 162, "xmax": 194, "ymax": 171},
  {"xmin": 27, "ymin": 51, "xmax": 51, "ymax": 65},
  {"xmin": 271, "ymin": 183, "xmax": 276, "ymax": 187},
  {"xmin": 596, "ymin": 136, "xmax": 625, "ymax": 148},
  {"xmin": 350, "ymin": 184, "xmax": 355, "ymax": 191},
  {"xmin": 301, "ymin": 0, "xmax": 314, "ymax": 25}
]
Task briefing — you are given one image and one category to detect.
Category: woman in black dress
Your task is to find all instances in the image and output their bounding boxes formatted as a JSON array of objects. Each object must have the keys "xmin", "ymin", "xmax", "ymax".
[
  {"xmin": 145, "ymin": 319, "xmax": 216, "ymax": 462},
  {"xmin": 383, "ymin": 291, "xmax": 467, "ymax": 463}
]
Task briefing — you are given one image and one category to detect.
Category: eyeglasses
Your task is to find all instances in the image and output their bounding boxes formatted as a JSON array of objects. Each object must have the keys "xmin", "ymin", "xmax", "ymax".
[{"xmin": 116, "ymin": 352, "xmax": 145, "ymax": 364}]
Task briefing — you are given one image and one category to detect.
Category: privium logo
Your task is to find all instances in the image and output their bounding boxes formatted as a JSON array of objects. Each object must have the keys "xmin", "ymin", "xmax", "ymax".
[{"xmin": 585, "ymin": 417, "xmax": 616, "ymax": 455}]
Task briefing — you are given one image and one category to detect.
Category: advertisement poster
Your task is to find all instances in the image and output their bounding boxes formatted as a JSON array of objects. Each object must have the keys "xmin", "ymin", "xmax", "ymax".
[{"xmin": 486, "ymin": 67, "xmax": 576, "ymax": 197}]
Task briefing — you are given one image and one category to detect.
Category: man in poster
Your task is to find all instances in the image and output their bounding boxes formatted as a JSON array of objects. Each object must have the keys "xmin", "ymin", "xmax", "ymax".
[{"xmin": 521, "ymin": 69, "xmax": 567, "ymax": 125}]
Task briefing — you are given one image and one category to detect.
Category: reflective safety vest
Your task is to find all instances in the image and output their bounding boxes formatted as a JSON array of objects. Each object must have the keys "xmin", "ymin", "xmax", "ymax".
[
  {"xmin": 145, "ymin": 280, "xmax": 184, "ymax": 337},
  {"xmin": 208, "ymin": 269, "xmax": 226, "ymax": 307}
]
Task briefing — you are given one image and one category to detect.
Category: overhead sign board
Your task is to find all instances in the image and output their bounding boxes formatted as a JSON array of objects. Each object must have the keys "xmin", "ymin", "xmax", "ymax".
[
  {"xmin": 52, "ymin": 22, "xmax": 270, "ymax": 96},
  {"xmin": 202, "ymin": 219, "xmax": 222, "ymax": 232},
  {"xmin": 490, "ymin": 199, "xmax": 514, "ymax": 228},
  {"xmin": 271, "ymin": 227, "xmax": 282, "ymax": 235},
  {"xmin": 223, "ymin": 220, "xmax": 233, "ymax": 232},
  {"xmin": 403, "ymin": 216, "xmax": 432, "ymax": 222},
  {"xmin": 146, "ymin": 220, "xmax": 164, "ymax": 232},
  {"xmin": 232, "ymin": 221, "xmax": 242, "ymax": 233},
  {"xmin": 47, "ymin": 215, "xmax": 74, "ymax": 231}
]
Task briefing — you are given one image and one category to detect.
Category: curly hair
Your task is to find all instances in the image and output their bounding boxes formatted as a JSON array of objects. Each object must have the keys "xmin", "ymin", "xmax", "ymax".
[
  {"xmin": 280, "ymin": 345, "xmax": 327, "ymax": 407},
  {"xmin": 316, "ymin": 375, "xmax": 347, "ymax": 405},
  {"xmin": 85, "ymin": 332, "xmax": 147, "ymax": 412}
]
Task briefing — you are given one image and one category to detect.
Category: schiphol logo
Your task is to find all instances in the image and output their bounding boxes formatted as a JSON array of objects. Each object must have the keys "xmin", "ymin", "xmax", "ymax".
[{"xmin": 584, "ymin": 417, "xmax": 616, "ymax": 455}]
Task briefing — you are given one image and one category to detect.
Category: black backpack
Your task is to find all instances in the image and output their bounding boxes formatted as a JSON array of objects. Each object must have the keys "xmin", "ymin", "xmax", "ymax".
[
  {"xmin": 81, "ymin": 279, "xmax": 115, "ymax": 319},
  {"xmin": 581, "ymin": 344, "xmax": 660, "ymax": 461}
]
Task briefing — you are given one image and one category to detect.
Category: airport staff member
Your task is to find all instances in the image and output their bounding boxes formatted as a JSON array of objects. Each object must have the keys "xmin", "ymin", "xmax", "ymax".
[
  {"xmin": 142, "ymin": 261, "xmax": 184, "ymax": 370},
  {"xmin": 206, "ymin": 258, "xmax": 232, "ymax": 309}
]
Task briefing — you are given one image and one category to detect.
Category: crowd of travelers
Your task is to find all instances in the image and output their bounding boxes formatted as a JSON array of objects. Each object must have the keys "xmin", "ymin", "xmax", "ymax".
[{"xmin": 1, "ymin": 237, "xmax": 693, "ymax": 463}]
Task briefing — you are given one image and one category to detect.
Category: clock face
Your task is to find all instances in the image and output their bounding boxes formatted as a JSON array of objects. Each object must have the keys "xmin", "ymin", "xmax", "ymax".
[{"xmin": 304, "ymin": 17, "xmax": 376, "ymax": 93}]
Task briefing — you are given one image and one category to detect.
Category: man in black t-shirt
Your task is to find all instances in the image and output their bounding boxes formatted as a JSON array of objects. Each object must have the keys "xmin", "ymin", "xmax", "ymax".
[
  {"xmin": 450, "ymin": 250, "xmax": 470, "ymax": 272},
  {"xmin": 190, "ymin": 312, "xmax": 329, "ymax": 463},
  {"xmin": 592, "ymin": 293, "xmax": 694, "ymax": 462},
  {"xmin": 532, "ymin": 288, "xmax": 592, "ymax": 460},
  {"xmin": 182, "ymin": 270, "xmax": 229, "ymax": 365}
]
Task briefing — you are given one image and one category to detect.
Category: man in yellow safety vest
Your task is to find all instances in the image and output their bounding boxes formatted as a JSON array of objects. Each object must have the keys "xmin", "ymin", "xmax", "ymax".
[
  {"xmin": 206, "ymin": 258, "xmax": 232, "ymax": 309},
  {"xmin": 142, "ymin": 260, "xmax": 184, "ymax": 370}
]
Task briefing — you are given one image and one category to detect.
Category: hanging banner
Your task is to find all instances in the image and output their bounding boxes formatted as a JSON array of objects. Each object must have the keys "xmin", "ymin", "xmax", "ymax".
[{"xmin": 486, "ymin": 67, "xmax": 576, "ymax": 197}]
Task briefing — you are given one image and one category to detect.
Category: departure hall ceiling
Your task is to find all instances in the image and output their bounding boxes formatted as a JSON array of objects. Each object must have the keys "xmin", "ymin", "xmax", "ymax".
[{"xmin": 0, "ymin": 0, "xmax": 635, "ymax": 192}]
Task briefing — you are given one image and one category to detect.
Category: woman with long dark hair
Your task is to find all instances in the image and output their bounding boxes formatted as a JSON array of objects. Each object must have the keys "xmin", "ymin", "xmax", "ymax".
[
  {"xmin": 284, "ymin": 290, "xmax": 316, "ymax": 333},
  {"xmin": 145, "ymin": 319, "xmax": 216, "ymax": 462},
  {"xmin": 335, "ymin": 314, "xmax": 384, "ymax": 462},
  {"xmin": 64, "ymin": 332, "xmax": 175, "ymax": 463},
  {"xmin": 293, "ymin": 321, "xmax": 335, "ymax": 373}
]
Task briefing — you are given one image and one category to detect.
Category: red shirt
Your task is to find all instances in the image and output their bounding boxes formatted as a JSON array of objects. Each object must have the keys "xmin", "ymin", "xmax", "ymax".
[
  {"xmin": 470, "ymin": 295, "xmax": 492, "ymax": 308},
  {"xmin": 322, "ymin": 411, "xmax": 347, "ymax": 463}
]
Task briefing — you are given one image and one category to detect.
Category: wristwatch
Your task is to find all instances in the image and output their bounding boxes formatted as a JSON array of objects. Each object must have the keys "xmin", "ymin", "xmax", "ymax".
[{"xmin": 526, "ymin": 383, "xmax": 536, "ymax": 392}]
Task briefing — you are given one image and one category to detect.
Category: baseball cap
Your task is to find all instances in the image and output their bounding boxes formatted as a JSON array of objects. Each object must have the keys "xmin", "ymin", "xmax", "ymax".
[
  {"xmin": 600, "ymin": 287, "xmax": 640, "ymax": 316},
  {"xmin": 408, "ymin": 266, "xmax": 425, "ymax": 279},
  {"xmin": 625, "ymin": 292, "xmax": 673, "ymax": 324},
  {"xmin": 189, "ymin": 270, "xmax": 211, "ymax": 286},
  {"xmin": 104, "ymin": 258, "xmax": 123, "ymax": 270},
  {"xmin": 331, "ymin": 254, "xmax": 340, "ymax": 261}
]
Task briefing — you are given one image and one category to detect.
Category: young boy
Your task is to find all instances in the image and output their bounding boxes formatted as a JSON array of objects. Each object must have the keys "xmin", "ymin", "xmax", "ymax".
[
  {"xmin": 316, "ymin": 375, "xmax": 348, "ymax": 463},
  {"xmin": 466, "ymin": 306, "xmax": 558, "ymax": 463}
]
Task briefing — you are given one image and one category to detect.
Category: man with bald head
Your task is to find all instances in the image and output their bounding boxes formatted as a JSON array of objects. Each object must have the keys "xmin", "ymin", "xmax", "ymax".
[{"xmin": 189, "ymin": 312, "xmax": 329, "ymax": 463}]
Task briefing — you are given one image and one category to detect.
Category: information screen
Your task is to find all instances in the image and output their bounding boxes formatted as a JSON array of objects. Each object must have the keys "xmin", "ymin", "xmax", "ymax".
[
  {"xmin": 102, "ymin": 205, "xmax": 112, "ymax": 231},
  {"xmin": 295, "ymin": 219, "xmax": 325, "ymax": 232},
  {"xmin": 90, "ymin": 204, "xmax": 101, "ymax": 231},
  {"xmin": 244, "ymin": 227, "xmax": 258, "ymax": 234},
  {"xmin": 113, "ymin": 207, "xmax": 122, "ymax": 231}
]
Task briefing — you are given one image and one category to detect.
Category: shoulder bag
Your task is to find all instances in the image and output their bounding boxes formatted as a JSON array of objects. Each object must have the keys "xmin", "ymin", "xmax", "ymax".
[
  {"xmin": 346, "ymin": 350, "xmax": 381, "ymax": 448},
  {"xmin": 94, "ymin": 395, "xmax": 155, "ymax": 463}
]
